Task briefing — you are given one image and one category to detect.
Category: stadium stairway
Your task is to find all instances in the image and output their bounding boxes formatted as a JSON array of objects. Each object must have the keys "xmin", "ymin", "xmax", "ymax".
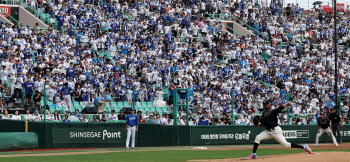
[{"xmin": 0, "ymin": 3, "xmax": 48, "ymax": 28}]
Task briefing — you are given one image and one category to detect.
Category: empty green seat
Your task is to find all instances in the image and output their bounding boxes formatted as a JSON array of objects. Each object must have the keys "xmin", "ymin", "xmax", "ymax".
[
  {"xmin": 141, "ymin": 102, "xmax": 148, "ymax": 107},
  {"xmin": 117, "ymin": 102, "xmax": 123, "ymax": 106},
  {"xmin": 124, "ymin": 102, "xmax": 131, "ymax": 107},
  {"xmin": 115, "ymin": 107, "xmax": 122, "ymax": 112},
  {"xmin": 144, "ymin": 107, "xmax": 151, "ymax": 112}
]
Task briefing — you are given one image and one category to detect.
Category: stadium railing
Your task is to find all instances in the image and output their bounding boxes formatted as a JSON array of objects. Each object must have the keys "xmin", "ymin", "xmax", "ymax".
[
  {"xmin": 208, "ymin": 14, "xmax": 269, "ymax": 41},
  {"xmin": 208, "ymin": 14, "xmax": 243, "ymax": 37},
  {"xmin": 9, "ymin": 0, "xmax": 55, "ymax": 29}
]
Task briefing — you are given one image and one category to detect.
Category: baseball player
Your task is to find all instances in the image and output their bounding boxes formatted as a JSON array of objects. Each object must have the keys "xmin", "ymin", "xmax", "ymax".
[
  {"xmin": 315, "ymin": 112, "xmax": 338, "ymax": 147},
  {"xmin": 126, "ymin": 108, "xmax": 139, "ymax": 149},
  {"xmin": 247, "ymin": 100, "xmax": 312, "ymax": 160}
]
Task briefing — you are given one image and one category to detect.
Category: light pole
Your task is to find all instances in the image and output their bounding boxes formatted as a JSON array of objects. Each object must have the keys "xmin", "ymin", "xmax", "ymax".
[{"xmin": 334, "ymin": 0, "xmax": 339, "ymax": 113}]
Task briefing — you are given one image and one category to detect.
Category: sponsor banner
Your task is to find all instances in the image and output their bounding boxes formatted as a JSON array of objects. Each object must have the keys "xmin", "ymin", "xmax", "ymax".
[
  {"xmin": 0, "ymin": 6, "xmax": 19, "ymax": 20},
  {"xmin": 191, "ymin": 126, "xmax": 350, "ymax": 145},
  {"xmin": 52, "ymin": 127, "xmax": 127, "ymax": 143},
  {"xmin": 337, "ymin": 3, "xmax": 345, "ymax": 12},
  {"xmin": 0, "ymin": 6, "xmax": 11, "ymax": 18},
  {"xmin": 282, "ymin": 130, "xmax": 309, "ymax": 139}
]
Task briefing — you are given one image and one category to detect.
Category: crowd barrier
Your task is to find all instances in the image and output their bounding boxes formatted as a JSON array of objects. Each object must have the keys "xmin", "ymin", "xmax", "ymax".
[{"xmin": 0, "ymin": 120, "xmax": 349, "ymax": 149}]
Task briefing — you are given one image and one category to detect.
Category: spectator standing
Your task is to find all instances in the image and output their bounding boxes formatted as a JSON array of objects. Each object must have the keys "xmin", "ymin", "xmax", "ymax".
[
  {"xmin": 0, "ymin": 84, "xmax": 8, "ymax": 112},
  {"xmin": 99, "ymin": 86, "xmax": 114, "ymax": 113},
  {"xmin": 58, "ymin": 83, "xmax": 78, "ymax": 112},
  {"xmin": 23, "ymin": 78, "xmax": 34, "ymax": 106},
  {"xmin": 33, "ymin": 90, "xmax": 42, "ymax": 108},
  {"xmin": 13, "ymin": 73, "xmax": 23, "ymax": 98}
]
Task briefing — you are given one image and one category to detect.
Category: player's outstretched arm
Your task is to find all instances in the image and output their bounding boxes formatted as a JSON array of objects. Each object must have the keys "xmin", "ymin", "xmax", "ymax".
[{"xmin": 281, "ymin": 102, "xmax": 291, "ymax": 108}]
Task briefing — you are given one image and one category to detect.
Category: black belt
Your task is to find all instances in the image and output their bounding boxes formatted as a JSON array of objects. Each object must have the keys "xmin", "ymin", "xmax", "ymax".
[
  {"xmin": 267, "ymin": 127, "xmax": 275, "ymax": 132},
  {"xmin": 129, "ymin": 125, "xmax": 135, "ymax": 127}
]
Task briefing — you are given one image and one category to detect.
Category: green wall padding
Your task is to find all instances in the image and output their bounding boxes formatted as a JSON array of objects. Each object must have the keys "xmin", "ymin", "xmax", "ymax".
[{"xmin": 0, "ymin": 132, "xmax": 38, "ymax": 151}]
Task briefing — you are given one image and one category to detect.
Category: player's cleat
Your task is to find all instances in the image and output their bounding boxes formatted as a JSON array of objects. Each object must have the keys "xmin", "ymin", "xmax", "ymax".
[
  {"xmin": 339, "ymin": 142, "xmax": 342, "ymax": 144},
  {"xmin": 246, "ymin": 153, "xmax": 257, "ymax": 160},
  {"xmin": 303, "ymin": 144, "xmax": 312, "ymax": 154},
  {"xmin": 132, "ymin": 147, "xmax": 135, "ymax": 149},
  {"xmin": 335, "ymin": 144, "xmax": 338, "ymax": 147},
  {"xmin": 314, "ymin": 145, "xmax": 318, "ymax": 147},
  {"xmin": 125, "ymin": 147, "xmax": 129, "ymax": 149}
]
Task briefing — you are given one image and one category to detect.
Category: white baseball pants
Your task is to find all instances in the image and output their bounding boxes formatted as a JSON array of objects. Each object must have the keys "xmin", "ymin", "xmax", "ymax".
[
  {"xmin": 315, "ymin": 128, "xmax": 338, "ymax": 146},
  {"xmin": 126, "ymin": 126, "xmax": 136, "ymax": 148},
  {"xmin": 254, "ymin": 126, "xmax": 291, "ymax": 148},
  {"xmin": 64, "ymin": 95, "xmax": 72, "ymax": 112}
]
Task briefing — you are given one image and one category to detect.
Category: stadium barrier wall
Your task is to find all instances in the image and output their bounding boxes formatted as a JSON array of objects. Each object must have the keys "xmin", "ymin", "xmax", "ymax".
[
  {"xmin": 190, "ymin": 125, "xmax": 350, "ymax": 145},
  {"xmin": 1, "ymin": 120, "xmax": 349, "ymax": 149},
  {"xmin": 0, "ymin": 132, "xmax": 38, "ymax": 151}
]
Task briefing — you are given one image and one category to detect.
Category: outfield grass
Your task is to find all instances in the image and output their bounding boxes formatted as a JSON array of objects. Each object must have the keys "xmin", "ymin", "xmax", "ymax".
[{"xmin": 1, "ymin": 149, "xmax": 348, "ymax": 162}]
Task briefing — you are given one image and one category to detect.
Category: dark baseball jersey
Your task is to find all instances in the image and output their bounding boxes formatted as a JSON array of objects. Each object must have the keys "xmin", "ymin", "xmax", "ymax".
[
  {"xmin": 261, "ymin": 105, "xmax": 285, "ymax": 130},
  {"xmin": 329, "ymin": 113, "xmax": 340, "ymax": 124},
  {"xmin": 317, "ymin": 118, "xmax": 330, "ymax": 129}
]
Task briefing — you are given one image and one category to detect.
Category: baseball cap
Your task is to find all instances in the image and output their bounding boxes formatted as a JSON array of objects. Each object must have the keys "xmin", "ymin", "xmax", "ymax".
[
  {"xmin": 131, "ymin": 108, "xmax": 136, "ymax": 111},
  {"xmin": 263, "ymin": 99, "xmax": 272, "ymax": 105}
]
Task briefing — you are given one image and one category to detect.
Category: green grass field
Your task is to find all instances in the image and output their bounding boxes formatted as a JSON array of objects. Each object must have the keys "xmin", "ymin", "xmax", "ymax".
[{"xmin": 0, "ymin": 145, "xmax": 348, "ymax": 162}]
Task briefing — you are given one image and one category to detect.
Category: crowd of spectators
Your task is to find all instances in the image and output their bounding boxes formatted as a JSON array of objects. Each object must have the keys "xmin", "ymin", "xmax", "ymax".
[{"xmin": 0, "ymin": 0, "xmax": 349, "ymax": 125}]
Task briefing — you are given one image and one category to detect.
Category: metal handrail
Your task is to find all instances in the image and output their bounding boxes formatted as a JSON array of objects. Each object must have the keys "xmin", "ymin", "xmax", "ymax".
[
  {"xmin": 208, "ymin": 14, "xmax": 243, "ymax": 37},
  {"xmin": 280, "ymin": 42, "xmax": 345, "ymax": 49},
  {"xmin": 16, "ymin": 0, "xmax": 56, "ymax": 29},
  {"xmin": 118, "ymin": 10, "xmax": 135, "ymax": 21},
  {"xmin": 179, "ymin": 36, "xmax": 203, "ymax": 42},
  {"xmin": 209, "ymin": 14, "xmax": 269, "ymax": 41}
]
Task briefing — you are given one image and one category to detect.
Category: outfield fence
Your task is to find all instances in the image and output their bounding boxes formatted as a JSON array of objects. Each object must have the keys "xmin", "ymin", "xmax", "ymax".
[{"xmin": 0, "ymin": 120, "xmax": 349, "ymax": 149}]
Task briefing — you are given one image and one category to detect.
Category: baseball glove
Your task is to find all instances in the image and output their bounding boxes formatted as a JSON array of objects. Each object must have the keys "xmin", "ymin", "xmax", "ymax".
[{"xmin": 253, "ymin": 116, "xmax": 261, "ymax": 127}]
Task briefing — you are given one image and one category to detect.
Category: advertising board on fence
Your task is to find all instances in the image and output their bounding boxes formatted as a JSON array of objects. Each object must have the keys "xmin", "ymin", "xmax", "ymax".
[
  {"xmin": 190, "ymin": 126, "xmax": 350, "ymax": 145},
  {"xmin": 282, "ymin": 130, "xmax": 309, "ymax": 139},
  {"xmin": 53, "ymin": 128, "xmax": 124, "ymax": 143},
  {"xmin": 51, "ymin": 123, "xmax": 132, "ymax": 148}
]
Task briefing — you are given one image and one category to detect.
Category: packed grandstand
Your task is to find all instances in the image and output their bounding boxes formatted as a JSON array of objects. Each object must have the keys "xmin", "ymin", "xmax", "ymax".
[{"xmin": 0, "ymin": 0, "xmax": 349, "ymax": 126}]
